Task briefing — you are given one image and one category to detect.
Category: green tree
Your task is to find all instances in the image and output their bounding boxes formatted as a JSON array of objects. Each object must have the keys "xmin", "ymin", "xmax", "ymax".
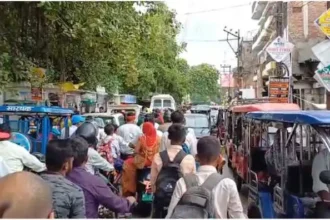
[
  {"xmin": 188, "ymin": 63, "xmax": 220, "ymax": 103},
  {"xmin": 0, "ymin": 2, "xmax": 191, "ymax": 102}
]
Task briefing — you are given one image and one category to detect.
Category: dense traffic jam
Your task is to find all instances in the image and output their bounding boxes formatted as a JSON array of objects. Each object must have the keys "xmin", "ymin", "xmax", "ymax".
[{"xmin": 1, "ymin": 101, "xmax": 330, "ymax": 218}]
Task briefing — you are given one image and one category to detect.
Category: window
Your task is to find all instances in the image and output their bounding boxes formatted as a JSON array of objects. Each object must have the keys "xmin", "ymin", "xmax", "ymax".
[
  {"xmin": 153, "ymin": 100, "xmax": 162, "ymax": 107},
  {"xmin": 185, "ymin": 116, "xmax": 209, "ymax": 128},
  {"xmin": 100, "ymin": 117, "xmax": 115, "ymax": 125},
  {"xmin": 163, "ymin": 100, "xmax": 172, "ymax": 107},
  {"xmin": 118, "ymin": 116, "xmax": 126, "ymax": 126}
]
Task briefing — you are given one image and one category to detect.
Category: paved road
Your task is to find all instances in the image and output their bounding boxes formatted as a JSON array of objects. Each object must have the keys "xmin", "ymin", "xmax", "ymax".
[{"xmin": 221, "ymin": 160, "xmax": 249, "ymax": 214}]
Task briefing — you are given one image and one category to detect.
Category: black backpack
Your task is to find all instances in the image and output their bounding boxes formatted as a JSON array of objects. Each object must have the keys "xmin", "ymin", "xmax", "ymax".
[{"xmin": 154, "ymin": 150, "xmax": 187, "ymax": 207}]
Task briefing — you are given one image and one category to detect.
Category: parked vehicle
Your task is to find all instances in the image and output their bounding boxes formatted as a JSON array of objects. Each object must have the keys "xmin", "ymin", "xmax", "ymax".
[
  {"xmin": 226, "ymin": 103, "xmax": 300, "ymax": 192},
  {"xmin": 245, "ymin": 110, "xmax": 330, "ymax": 218},
  {"xmin": 150, "ymin": 94, "xmax": 175, "ymax": 111},
  {"xmin": 0, "ymin": 105, "xmax": 72, "ymax": 154},
  {"xmin": 83, "ymin": 113, "xmax": 125, "ymax": 127},
  {"xmin": 184, "ymin": 113, "xmax": 211, "ymax": 139},
  {"xmin": 107, "ymin": 104, "xmax": 142, "ymax": 124}
]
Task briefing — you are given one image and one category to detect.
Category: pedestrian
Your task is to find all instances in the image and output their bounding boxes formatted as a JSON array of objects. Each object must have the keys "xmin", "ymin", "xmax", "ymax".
[
  {"xmin": 159, "ymin": 111, "xmax": 197, "ymax": 155},
  {"xmin": 40, "ymin": 139, "xmax": 85, "ymax": 218},
  {"xmin": 0, "ymin": 171, "xmax": 54, "ymax": 218},
  {"xmin": 117, "ymin": 112, "xmax": 142, "ymax": 145},
  {"xmin": 151, "ymin": 123, "xmax": 196, "ymax": 218},
  {"xmin": 166, "ymin": 136, "xmax": 245, "ymax": 218}
]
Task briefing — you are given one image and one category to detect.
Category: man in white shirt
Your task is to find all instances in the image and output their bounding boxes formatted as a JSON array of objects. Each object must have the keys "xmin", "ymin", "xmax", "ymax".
[
  {"xmin": 160, "ymin": 111, "xmax": 197, "ymax": 156},
  {"xmin": 0, "ymin": 124, "xmax": 46, "ymax": 173},
  {"xmin": 166, "ymin": 136, "xmax": 245, "ymax": 219},
  {"xmin": 117, "ymin": 112, "xmax": 142, "ymax": 146},
  {"xmin": 60, "ymin": 115, "xmax": 85, "ymax": 139},
  {"xmin": 0, "ymin": 156, "xmax": 11, "ymax": 178}
]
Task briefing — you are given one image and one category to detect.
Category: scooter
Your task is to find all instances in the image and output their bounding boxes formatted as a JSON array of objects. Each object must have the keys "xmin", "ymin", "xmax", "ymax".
[{"xmin": 133, "ymin": 167, "xmax": 153, "ymax": 218}]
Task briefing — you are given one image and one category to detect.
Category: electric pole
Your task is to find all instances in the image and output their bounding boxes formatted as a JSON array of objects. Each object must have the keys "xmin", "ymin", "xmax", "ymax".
[{"xmin": 223, "ymin": 27, "xmax": 241, "ymax": 92}]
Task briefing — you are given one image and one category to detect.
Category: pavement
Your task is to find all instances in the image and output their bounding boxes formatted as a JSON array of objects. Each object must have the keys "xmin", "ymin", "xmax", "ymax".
[{"xmin": 221, "ymin": 159, "xmax": 249, "ymax": 214}]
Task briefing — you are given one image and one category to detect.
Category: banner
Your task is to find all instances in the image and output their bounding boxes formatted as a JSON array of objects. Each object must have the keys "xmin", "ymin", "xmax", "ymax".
[
  {"xmin": 314, "ymin": 65, "xmax": 330, "ymax": 92},
  {"xmin": 31, "ymin": 87, "xmax": 43, "ymax": 101}
]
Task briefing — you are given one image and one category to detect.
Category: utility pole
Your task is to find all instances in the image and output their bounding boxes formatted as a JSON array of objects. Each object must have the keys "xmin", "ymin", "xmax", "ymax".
[
  {"xmin": 223, "ymin": 27, "xmax": 241, "ymax": 93},
  {"xmin": 220, "ymin": 64, "xmax": 232, "ymax": 101}
]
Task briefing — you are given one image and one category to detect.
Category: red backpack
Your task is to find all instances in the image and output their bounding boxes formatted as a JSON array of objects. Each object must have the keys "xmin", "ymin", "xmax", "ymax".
[{"xmin": 98, "ymin": 138, "xmax": 114, "ymax": 164}]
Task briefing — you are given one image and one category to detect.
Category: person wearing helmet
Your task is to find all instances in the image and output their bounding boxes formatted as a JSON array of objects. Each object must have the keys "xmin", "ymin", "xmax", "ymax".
[
  {"xmin": 73, "ymin": 122, "xmax": 113, "ymax": 175},
  {"xmin": 60, "ymin": 115, "xmax": 85, "ymax": 139}
]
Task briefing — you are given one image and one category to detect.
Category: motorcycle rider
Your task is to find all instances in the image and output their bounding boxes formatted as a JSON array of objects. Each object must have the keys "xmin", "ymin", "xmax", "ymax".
[
  {"xmin": 117, "ymin": 112, "xmax": 142, "ymax": 147},
  {"xmin": 67, "ymin": 136, "xmax": 137, "ymax": 218},
  {"xmin": 0, "ymin": 124, "xmax": 46, "ymax": 173},
  {"xmin": 72, "ymin": 122, "xmax": 113, "ymax": 175}
]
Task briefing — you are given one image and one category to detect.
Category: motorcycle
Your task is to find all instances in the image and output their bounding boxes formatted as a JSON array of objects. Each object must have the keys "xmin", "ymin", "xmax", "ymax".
[{"xmin": 133, "ymin": 167, "xmax": 153, "ymax": 218}]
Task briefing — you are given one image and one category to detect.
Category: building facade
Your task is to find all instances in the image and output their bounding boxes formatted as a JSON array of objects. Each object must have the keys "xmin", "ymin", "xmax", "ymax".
[{"xmin": 250, "ymin": 1, "xmax": 329, "ymax": 109}]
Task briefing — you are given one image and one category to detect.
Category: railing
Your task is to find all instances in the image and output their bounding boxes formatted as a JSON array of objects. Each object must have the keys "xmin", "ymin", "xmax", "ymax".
[{"xmin": 273, "ymin": 185, "xmax": 285, "ymax": 214}]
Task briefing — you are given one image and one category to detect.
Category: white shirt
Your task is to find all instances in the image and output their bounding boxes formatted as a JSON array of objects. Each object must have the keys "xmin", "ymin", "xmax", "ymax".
[
  {"xmin": 156, "ymin": 130, "xmax": 163, "ymax": 139},
  {"xmin": 160, "ymin": 128, "xmax": 197, "ymax": 156},
  {"xmin": 166, "ymin": 165, "xmax": 245, "ymax": 219},
  {"xmin": 0, "ymin": 156, "xmax": 11, "ymax": 178},
  {"xmin": 86, "ymin": 147, "xmax": 114, "ymax": 175},
  {"xmin": 117, "ymin": 123, "xmax": 142, "ymax": 145},
  {"xmin": 113, "ymin": 133, "xmax": 133, "ymax": 155},
  {"xmin": 60, "ymin": 125, "xmax": 78, "ymax": 139},
  {"xmin": 312, "ymin": 149, "xmax": 330, "ymax": 194},
  {"xmin": 0, "ymin": 141, "xmax": 46, "ymax": 173}
]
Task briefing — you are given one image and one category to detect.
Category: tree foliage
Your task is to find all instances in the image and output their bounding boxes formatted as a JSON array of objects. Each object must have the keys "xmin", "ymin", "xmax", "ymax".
[
  {"xmin": 188, "ymin": 64, "xmax": 220, "ymax": 103},
  {"xmin": 0, "ymin": 2, "xmax": 220, "ymax": 103}
]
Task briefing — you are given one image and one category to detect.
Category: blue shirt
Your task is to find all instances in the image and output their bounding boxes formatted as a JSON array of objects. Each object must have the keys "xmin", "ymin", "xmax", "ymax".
[{"xmin": 67, "ymin": 166, "xmax": 133, "ymax": 218}]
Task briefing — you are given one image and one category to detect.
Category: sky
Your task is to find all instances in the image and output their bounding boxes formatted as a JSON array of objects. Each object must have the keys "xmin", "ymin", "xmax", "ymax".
[{"xmin": 165, "ymin": 0, "xmax": 259, "ymax": 71}]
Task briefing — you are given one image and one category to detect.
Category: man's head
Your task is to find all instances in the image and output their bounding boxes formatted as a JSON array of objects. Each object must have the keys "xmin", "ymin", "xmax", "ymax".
[
  {"xmin": 126, "ymin": 112, "xmax": 136, "ymax": 123},
  {"xmin": 71, "ymin": 115, "xmax": 85, "ymax": 126},
  {"xmin": 168, "ymin": 123, "xmax": 186, "ymax": 145},
  {"xmin": 0, "ymin": 124, "xmax": 11, "ymax": 140},
  {"xmin": 144, "ymin": 114, "xmax": 155, "ymax": 126},
  {"xmin": 196, "ymin": 136, "xmax": 222, "ymax": 167},
  {"xmin": 171, "ymin": 110, "xmax": 185, "ymax": 124},
  {"xmin": 0, "ymin": 172, "xmax": 54, "ymax": 218},
  {"xmin": 70, "ymin": 137, "xmax": 89, "ymax": 167},
  {"xmin": 99, "ymin": 106, "xmax": 104, "ymax": 113},
  {"xmin": 104, "ymin": 124, "xmax": 115, "ymax": 136},
  {"xmin": 45, "ymin": 139, "xmax": 74, "ymax": 175}
]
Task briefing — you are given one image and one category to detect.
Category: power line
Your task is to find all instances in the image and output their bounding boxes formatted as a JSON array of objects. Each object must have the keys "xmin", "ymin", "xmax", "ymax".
[{"xmin": 184, "ymin": 3, "xmax": 251, "ymax": 15}]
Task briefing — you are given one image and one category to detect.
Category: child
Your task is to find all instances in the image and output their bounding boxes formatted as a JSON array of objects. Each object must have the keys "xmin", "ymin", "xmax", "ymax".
[{"xmin": 99, "ymin": 124, "xmax": 123, "ymax": 172}]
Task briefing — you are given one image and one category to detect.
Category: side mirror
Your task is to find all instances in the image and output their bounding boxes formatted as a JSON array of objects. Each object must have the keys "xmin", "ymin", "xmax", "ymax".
[{"xmin": 320, "ymin": 170, "xmax": 330, "ymax": 185}]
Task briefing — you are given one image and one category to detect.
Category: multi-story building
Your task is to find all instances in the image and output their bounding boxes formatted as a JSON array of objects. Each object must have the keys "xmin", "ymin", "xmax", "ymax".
[{"xmin": 250, "ymin": 1, "xmax": 329, "ymax": 109}]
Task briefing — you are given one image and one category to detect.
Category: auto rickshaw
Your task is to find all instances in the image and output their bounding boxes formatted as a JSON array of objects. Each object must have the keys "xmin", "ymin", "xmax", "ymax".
[
  {"xmin": 245, "ymin": 110, "xmax": 330, "ymax": 218},
  {"xmin": 0, "ymin": 105, "xmax": 73, "ymax": 154},
  {"xmin": 227, "ymin": 103, "xmax": 300, "ymax": 191}
]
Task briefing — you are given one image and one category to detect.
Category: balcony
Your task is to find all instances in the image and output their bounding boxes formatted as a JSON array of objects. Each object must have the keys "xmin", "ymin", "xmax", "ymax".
[
  {"xmin": 251, "ymin": 1, "xmax": 268, "ymax": 20},
  {"xmin": 252, "ymin": 15, "xmax": 275, "ymax": 52}
]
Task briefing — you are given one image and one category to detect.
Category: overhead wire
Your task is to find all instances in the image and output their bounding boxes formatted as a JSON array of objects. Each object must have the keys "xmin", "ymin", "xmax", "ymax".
[{"xmin": 184, "ymin": 3, "xmax": 251, "ymax": 15}]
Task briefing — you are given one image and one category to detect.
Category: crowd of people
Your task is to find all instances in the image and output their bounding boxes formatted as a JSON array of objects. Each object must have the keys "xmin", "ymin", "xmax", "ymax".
[{"xmin": 0, "ymin": 108, "xmax": 245, "ymax": 219}]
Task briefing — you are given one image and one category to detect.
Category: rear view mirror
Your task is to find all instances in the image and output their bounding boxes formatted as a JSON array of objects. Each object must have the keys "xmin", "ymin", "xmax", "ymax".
[{"xmin": 320, "ymin": 170, "xmax": 330, "ymax": 185}]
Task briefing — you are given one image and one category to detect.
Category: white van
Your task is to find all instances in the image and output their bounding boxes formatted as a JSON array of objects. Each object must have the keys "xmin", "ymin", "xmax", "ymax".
[{"xmin": 150, "ymin": 94, "xmax": 176, "ymax": 111}]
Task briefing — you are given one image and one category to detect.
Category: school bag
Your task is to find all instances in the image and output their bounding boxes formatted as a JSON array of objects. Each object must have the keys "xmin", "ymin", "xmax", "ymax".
[
  {"xmin": 98, "ymin": 138, "xmax": 114, "ymax": 164},
  {"xmin": 154, "ymin": 150, "xmax": 187, "ymax": 208},
  {"xmin": 182, "ymin": 142, "xmax": 190, "ymax": 154},
  {"xmin": 170, "ymin": 173, "xmax": 224, "ymax": 219}
]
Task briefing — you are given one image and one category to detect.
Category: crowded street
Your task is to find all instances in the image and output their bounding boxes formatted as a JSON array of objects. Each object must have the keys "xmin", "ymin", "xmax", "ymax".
[{"xmin": 1, "ymin": 0, "xmax": 330, "ymax": 219}]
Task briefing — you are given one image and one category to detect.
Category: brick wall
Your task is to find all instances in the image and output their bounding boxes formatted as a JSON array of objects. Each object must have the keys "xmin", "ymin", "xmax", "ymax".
[{"xmin": 288, "ymin": 1, "xmax": 327, "ymax": 42}]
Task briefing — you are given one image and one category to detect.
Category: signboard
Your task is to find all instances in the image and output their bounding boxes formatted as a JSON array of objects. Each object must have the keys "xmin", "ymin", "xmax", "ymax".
[
  {"xmin": 314, "ymin": 8, "xmax": 330, "ymax": 39},
  {"xmin": 314, "ymin": 65, "xmax": 330, "ymax": 92},
  {"xmin": 268, "ymin": 77, "xmax": 290, "ymax": 103},
  {"xmin": 31, "ymin": 87, "xmax": 42, "ymax": 101},
  {"xmin": 266, "ymin": 36, "xmax": 294, "ymax": 62},
  {"xmin": 120, "ymin": 95, "xmax": 136, "ymax": 104}
]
